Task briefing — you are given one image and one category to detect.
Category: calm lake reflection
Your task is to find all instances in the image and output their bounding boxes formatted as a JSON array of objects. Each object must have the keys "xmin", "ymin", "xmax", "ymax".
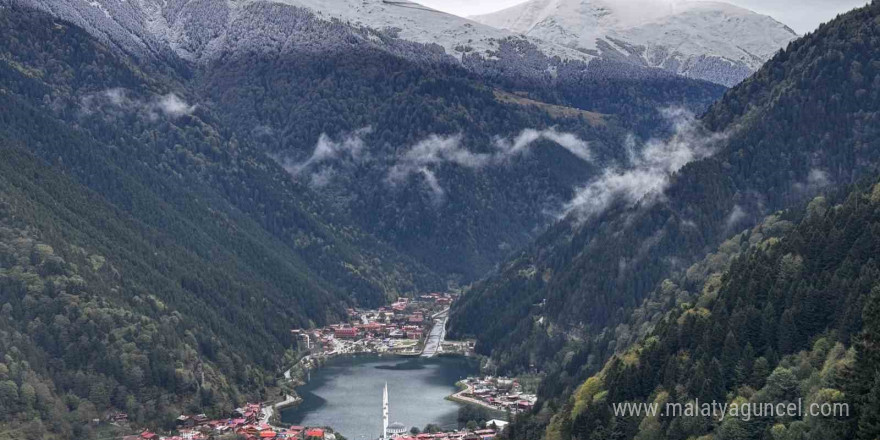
[{"xmin": 281, "ymin": 355, "xmax": 479, "ymax": 439}]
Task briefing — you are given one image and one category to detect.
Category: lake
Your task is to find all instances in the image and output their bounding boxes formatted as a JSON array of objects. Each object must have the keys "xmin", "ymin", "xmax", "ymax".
[{"xmin": 281, "ymin": 355, "xmax": 479, "ymax": 439}]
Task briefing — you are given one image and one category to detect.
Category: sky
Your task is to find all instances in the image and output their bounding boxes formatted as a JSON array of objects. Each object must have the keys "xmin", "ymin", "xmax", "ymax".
[{"xmin": 416, "ymin": 0, "xmax": 871, "ymax": 34}]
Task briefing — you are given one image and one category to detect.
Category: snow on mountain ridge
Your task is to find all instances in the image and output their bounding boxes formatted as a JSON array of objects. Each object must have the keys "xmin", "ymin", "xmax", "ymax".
[
  {"xmin": 16, "ymin": 0, "xmax": 757, "ymax": 88},
  {"xmin": 471, "ymin": 0, "xmax": 799, "ymax": 85},
  {"xmin": 18, "ymin": 0, "xmax": 594, "ymax": 66},
  {"xmin": 267, "ymin": 0, "xmax": 593, "ymax": 62}
]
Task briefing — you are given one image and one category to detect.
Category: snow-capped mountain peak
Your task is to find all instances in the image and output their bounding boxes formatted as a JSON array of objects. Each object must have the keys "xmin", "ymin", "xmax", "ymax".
[
  {"xmin": 263, "ymin": 0, "xmax": 591, "ymax": 61},
  {"xmin": 472, "ymin": 0, "xmax": 799, "ymax": 86},
  {"xmin": 19, "ymin": 0, "xmax": 794, "ymax": 86}
]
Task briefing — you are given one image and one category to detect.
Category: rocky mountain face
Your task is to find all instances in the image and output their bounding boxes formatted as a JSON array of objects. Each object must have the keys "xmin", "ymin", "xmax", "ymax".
[{"xmin": 472, "ymin": 0, "xmax": 799, "ymax": 86}]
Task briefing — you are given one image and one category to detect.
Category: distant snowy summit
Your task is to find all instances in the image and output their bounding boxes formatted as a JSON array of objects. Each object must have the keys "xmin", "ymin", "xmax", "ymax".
[
  {"xmin": 471, "ymin": 0, "xmax": 799, "ymax": 86},
  {"xmin": 19, "ymin": 0, "xmax": 794, "ymax": 86},
  {"xmin": 20, "ymin": 0, "xmax": 589, "ymax": 64}
]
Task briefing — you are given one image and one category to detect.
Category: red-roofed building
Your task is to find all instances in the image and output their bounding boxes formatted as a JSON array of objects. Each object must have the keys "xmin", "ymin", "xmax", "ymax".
[
  {"xmin": 305, "ymin": 428, "xmax": 325, "ymax": 439},
  {"xmin": 334, "ymin": 327, "xmax": 358, "ymax": 339},
  {"xmin": 140, "ymin": 431, "xmax": 157, "ymax": 440},
  {"xmin": 364, "ymin": 322, "xmax": 384, "ymax": 333}
]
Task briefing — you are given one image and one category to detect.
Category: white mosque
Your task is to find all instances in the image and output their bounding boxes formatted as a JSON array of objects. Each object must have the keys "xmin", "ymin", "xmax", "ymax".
[{"xmin": 382, "ymin": 383, "xmax": 409, "ymax": 439}]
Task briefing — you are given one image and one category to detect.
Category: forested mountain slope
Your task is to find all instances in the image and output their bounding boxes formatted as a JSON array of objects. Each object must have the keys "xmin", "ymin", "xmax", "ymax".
[
  {"xmin": 0, "ymin": 6, "xmax": 444, "ymax": 437},
  {"xmin": 180, "ymin": 0, "xmax": 725, "ymax": 280},
  {"xmin": 11, "ymin": 0, "xmax": 729, "ymax": 280},
  {"xmin": 451, "ymin": 0, "xmax": 880, "ymax": 399},
  {"xmin": 525, "ymin": 180, "xmax": 880, "ymax": 440},
  {"xmin": 0, "ymin": 149, "xmax": 265, "ymax": 439},
  {"xmin": 196, "ymin": 40, "xmax": 724, "ymax": 279}
]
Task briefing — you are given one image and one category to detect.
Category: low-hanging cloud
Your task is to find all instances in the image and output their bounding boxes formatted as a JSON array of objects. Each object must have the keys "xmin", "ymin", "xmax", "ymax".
[
  {"xmin": 562, "ymin": 108, "xmax": 726, "ymax": 220},
  {"xmin": 283, "ymin": 127, "xmax": 592, "ymax": 198},
  {"xmin": 282, "ymin": 127, "xmax": 372, "ymax": 177},
  {"xmin": 387, "ymin": 134, "xmax": 491, "ymax": 185},
  {"xmin": 387, "ymin": 129, "xmax": 592, "ymax": 197},
  {"xmin": 82, "ymin": 88, "xmax": 197, "ymax": 119},
  {"xmin": 793, "ymin": 167, "xmax": 832, "ymax": 194},
  {"xmin": 156, "ymin": 93, "xmax": 197, "ymax": 117},
  {"xmin": 493, "ymin": 128, "xmax": 592, "ymax": 162}
]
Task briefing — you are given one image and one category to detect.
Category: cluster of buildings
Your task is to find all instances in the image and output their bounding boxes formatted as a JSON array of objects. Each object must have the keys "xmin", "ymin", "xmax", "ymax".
[
  {"xmin": 125, "ymin": 404, "xmax": 339, "ymax": 440},
  {"xmin": 382, "ymin": 383, "xmax": 508, "ymax": 440},
  {"xmin": 386, "ymin": 425, "xmax": 508, "ymax": 440},
  {"xmin": 292, "ymin": 294, "xmax": 458, "ymax": 357},
  {"xmin": 455, "ymin": 377, "xmax": 537, "ymax": 413}
]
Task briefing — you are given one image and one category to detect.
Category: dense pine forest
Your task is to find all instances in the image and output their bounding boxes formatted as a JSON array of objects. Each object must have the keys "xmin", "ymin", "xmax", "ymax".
[
  {"xmin": 0, "ymin": 5, "xmax": 439, "ymax": 437},
  {"xmin": 511, "ymin": 181, "xmax": 880, "ymax": 440},
  {"xmin": 450, "ymin": 0, "xmax": 880, "ymax": 378},
  {"xmin": 195, "ymin": 23, "xmax": 724, "ymax": 280},
  {"xmin": 451, "ymin": 2, "xmax": 880, "ymax": 439}
]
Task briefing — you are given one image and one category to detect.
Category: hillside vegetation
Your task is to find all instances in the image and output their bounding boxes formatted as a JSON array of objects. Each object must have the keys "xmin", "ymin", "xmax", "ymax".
[
  {"xmin": 0, "ymin": 6, "xmax": 441, "ymax": 437},
  {"xmin": 451, "ymin": 0, "xmax": 880, "ymax": 376},
  {"xmin": 452, "ymin": 2, "xmax": 880, "ymax": 437},
  {"xmin": 530, "ymin": 181, "xmax": 880, "ymax": 440}
]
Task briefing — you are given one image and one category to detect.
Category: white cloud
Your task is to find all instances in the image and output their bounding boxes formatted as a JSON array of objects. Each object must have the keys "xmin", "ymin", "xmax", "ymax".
[
  {"xmin": 156, "ymin": 93, "xmax": 196, "ymax": 118},
  {"xmin": 493, "ymin": 128, "xmax": 592, "ymax": 162},
  {"xmin": 419, "ymin": 167, "xmax": 446, "ymax": 203},
  {"xmin": 282, "ymin": 127, "xmax": 591, "ymax": 200},
  {"xmin": 387, "ymin": 133, "xmax": 491, "ymax": 184},
  {"xmin": 725, "ymin": 205, "xmax": 747, "ymax": 230},
  {"xmin": 103, "ymin": 88, "xmax": 128, "ymax": 106},
  {"xmin": 291, "ymin": 127, "xmax": 372, "ymax": 175},
  {"xmin": 792, "ymin": 167, "xmax": 832, "ymax": 194},
  {"xmin": 562, "ymin": 108, "xmax": 725, "ymax": 219},
  {"xmin": 82, "ymin": 89, "xmax": 197, "ymax": 120},
  {"xmin": 541, "ymin": 129, "xmax": 592, "ymax": 162},
  {"xmin": 387, "ymin": 129, "xmax": 591, "ymax": 198}
]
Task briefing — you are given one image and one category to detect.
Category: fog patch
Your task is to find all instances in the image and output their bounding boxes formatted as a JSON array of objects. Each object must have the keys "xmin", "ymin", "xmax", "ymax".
[
  {"xmin": 388, "ymin": 129, "xmax": 591, "ymax": 198},
  {"xmin": 156, "ymin": 93, "xmax": 197, "ymax": 117},
  {"xmin": 562, "ymin": 108, "xmax": 726, "ymax": 220},
  {"xmin": 282, "ymin": 127, "xmax": 591, "ymax": 200},
  {"xmin": 281, "ymin": 127, "xmax": 372, "ymax": 178},
  {"xmin": 387, "ymin": 134, "xmax": 490, "ymax": 185},
  {"xmin": 494, "ymin": 128, "xmax": 592, "ymax": 162},
  {"xmin": 81, "ymin": 88, "xmax": 197, "ymax": 120},
  {"xmin": 725, "ymin": 205, "xmax": 747, "ymax": 231},
  {"xmin": 418, "ymin": 167, "xmax": 446, "ymax": 204},
  {"xmin": 794, "ymin": 168, "xmax": 831, "ymax": 194}
]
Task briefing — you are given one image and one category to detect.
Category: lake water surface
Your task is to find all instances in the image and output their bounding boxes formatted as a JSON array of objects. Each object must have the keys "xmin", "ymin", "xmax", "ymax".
[{"xmin": 281, "ymin": 355, "xmax": 478, "ymax": 439}]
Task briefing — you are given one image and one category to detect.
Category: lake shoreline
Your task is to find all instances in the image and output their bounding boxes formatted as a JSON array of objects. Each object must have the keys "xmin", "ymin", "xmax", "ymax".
[{"xmin": 280, "ymin": 354, "xmax": 480, "ymax": 437}]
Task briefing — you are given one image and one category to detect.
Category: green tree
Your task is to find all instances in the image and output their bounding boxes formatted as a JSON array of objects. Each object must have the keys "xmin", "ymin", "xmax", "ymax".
[
  {"xmin": 20, "ymin": 383, "xmax": 36, "ymax": 411},
  {"xmin": 424, "ymin": 424, "xmax": 442, "ymax": 433},
  {"xmin": 856, "ymin": 286, "xmax": 880, "ymax": 440}
]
